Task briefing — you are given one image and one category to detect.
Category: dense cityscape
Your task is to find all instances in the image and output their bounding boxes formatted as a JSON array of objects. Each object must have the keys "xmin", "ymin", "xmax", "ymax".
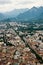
[{"xmin": 0, "ymin": 22, "xmax": 43, "ymax": 65}]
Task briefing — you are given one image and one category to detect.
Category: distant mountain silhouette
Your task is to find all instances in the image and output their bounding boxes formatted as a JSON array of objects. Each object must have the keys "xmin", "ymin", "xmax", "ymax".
[
  {"xmin": 0, "ymin": 8, "xmax": 28, "ymax": 22},
  {"xmin": 0, "ymin": 7, "xmax": 43, "ymax": 23},
  {"xmin": 17, "ymin": 6, "xmax": 43, "ymax": 22},
  {"xmin": 4, "ymin": 8, "xmax": 28, "ymax": 18},
  {"xmin": 0, "ymin": 13, "xmax": 5, "ymax": 20}
]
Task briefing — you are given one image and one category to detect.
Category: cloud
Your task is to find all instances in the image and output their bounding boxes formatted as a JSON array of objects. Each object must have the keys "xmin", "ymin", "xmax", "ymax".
[
  {"xmin": 16, "ymin": 0, "xmax": 36, "ymax": 5},
  {"xmin": 19, "ymin": 1, "xmax": 34, "ymax": 5},
  {"xmin": 0, "ymin": 0, "xmax": 43, "ymax": 12},
  {"xmin": 0, "ymin": 0, "xmax": 11, "ymax": 4}
]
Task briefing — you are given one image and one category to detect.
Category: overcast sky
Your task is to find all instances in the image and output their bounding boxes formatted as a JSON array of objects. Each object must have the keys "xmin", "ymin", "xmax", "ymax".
[{"xmin": 0, "ymin": 0, "xmax": 43, "ymax": 12}]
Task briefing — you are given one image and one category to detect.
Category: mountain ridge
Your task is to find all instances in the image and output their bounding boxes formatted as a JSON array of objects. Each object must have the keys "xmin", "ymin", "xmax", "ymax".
[
  {"xmin": 16, "ymin": 6, "xmax": 43, "ymax": 22},
  {"xmin": 0, "ymin": 6, "xmax": 43, "ymax": 23}
]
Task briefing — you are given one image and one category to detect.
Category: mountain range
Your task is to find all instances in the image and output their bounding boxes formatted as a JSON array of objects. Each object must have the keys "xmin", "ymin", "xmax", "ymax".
[
  {"xmin": 17, "ymin": 7, "xmax": 43, "ymax": 22},
  {"xmin": 0, "ymin": 6, "xmax": 43, "ymax": 23}
]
